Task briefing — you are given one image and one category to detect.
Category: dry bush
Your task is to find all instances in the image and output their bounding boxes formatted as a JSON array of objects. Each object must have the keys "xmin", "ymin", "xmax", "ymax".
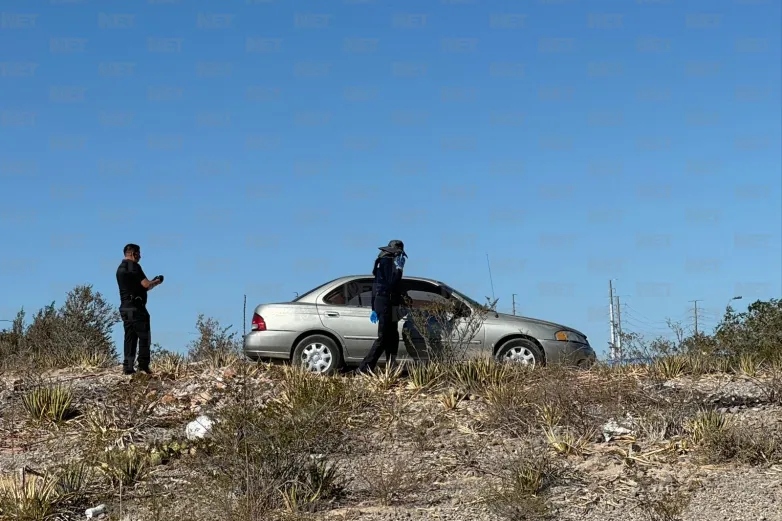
[
  {"xmin": 697, "ymin": 423, "xmax": 782, "ymax": 465},
  {"xmin": 758, "ymin": 365, "xmax": 782, "ymax": 405},
  {"xmin": 355, "ymin": 453, "xmax": 423, "ymax": 507},
  {"xmin": 482, "ymin": 367, "xmax": 640, "ymax": 439},
  {"xmin": 186, "ymin": 314, "xmax": 244, "ymax": 369},
  {"xmin": 636, "ymin": 487, "xmax": 690, "ymax": 521},
  {"xmin": 189, "ymin": 366, "xmax": 367, "ymax": 520},
  {"xmin": 481, "ymin": 447, "xmax": 568, "ymax": 521},
  {"xmin": 80, "ymin": 379, "xmax": 159, "ymax": 451},
  {"xmin": 402, "ymin": 293, "xmax": 497, "ymax": 364},
  {"xmin": 0, "ymin": 285, "xmax": 119, "ymax": 371}
]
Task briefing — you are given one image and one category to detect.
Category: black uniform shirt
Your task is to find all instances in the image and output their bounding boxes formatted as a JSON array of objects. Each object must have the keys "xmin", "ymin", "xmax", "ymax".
[
  {"xmin": 116, "ymin": 259, "xmax": 148, "ymax": 307},
  {"xmin": 371, "ymin": 255, "xmax": 403, "ymax": 309}
]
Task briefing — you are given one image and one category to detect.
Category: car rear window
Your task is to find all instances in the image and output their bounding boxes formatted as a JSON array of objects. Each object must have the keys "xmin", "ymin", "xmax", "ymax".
[{"xmin": 292, "ymin": 278, "xmax": 340, "ymax": 302}]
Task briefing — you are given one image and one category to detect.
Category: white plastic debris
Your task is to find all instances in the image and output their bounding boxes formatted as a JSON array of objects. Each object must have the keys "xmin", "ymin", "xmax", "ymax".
[
  {"xmin": 602, "ymin": 419, "xmax": 633, "ymax": 441},
  {"xmin": 185, "ymin": 415, "xmax": 214, "ymax": 440},
  {"xmin": 85, "ymin": 504, "xmax": 107, "ymax": 518}
]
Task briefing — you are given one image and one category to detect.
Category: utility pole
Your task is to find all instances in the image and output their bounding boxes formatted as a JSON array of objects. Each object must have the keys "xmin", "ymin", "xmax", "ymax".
[
  {"xmin": 609, "ymin": 280, "xmax": 616, "ymax": 361},
  {"xmin": 512, "ymin": 294, "xmax": 516, "ymax": 316},
  {"xmin": 615, "ymin": 295, "xmax": 622, "ymax": 359},
  {"xmin": 689, "ymin": 299, "xmax": 701, "ymax": 336}
]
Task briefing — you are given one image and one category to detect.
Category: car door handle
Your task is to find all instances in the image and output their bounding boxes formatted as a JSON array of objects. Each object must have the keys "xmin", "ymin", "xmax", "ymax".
[{"xmin": 326, "ymin": 312, "xmax": 340, "ymax": 317}]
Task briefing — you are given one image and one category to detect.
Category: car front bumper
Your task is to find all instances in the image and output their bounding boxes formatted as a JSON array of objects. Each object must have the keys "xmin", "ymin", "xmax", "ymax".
[
  {"xmin": 242, "ymin": 330, "xmax": 297, "ymax": 360},
  {"xmin": 540, "ymin": 339, "xmax": 597, "ymax": 367}
]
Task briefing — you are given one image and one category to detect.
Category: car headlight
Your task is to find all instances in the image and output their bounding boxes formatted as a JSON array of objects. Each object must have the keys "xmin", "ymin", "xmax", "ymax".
[{"xmin": 555, "ymin": 330, "xmax": 585, "ymax": 343}]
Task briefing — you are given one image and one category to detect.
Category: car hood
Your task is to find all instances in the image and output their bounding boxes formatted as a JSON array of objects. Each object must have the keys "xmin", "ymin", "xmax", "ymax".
[{"xmin": 495, "ymin": 313, "xmax": 588, "ymax": 338}]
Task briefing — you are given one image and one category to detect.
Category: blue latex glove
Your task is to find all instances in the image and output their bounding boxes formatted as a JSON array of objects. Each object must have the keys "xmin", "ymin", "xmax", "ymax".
[
  {"xmin": 370, "ymin": 310, "xmax": 378, "ymax": 323},
  {"xmin": 394, "ymin": 255, "xmax": 406, "ymax": 270}
]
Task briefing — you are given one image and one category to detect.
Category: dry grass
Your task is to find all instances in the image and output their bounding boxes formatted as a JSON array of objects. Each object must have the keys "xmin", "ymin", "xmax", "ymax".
[{"xmin": 355, "ymin": 454, "xmax": 423, "ymax": 507}]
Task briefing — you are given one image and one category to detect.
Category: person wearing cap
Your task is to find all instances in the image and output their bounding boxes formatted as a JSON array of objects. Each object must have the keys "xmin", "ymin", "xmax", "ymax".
[{"xmin": 358, "ymin": 240, "xmax": 408, "ymax": 373}]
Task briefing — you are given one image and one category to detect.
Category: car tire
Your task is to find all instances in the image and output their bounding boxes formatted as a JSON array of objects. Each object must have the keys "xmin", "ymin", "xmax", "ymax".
[
  {"xmin": 495, "ymin": 338, "xmax": 545, "ymax": 368},
  {"xmin": 292, "ymin": 335, "xmax": 343, "ymax": 376}
]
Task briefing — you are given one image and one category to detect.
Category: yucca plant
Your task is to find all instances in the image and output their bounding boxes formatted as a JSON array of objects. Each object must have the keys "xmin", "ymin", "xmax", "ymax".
[
  {"xmin": 686, "ymin": 409, "xmax": 729, "ymax": 445},
  {"xmin": 653, "ymin": 356, "xmax": 687, "ymax": 379},
  {"xmin": 684, "ymin": 354, "xmax": 711, "ymax": 377},
  {"xmin": 356, "ymin": 363, "xmax": 404, "ymax": 393},
  {"xmin": 543, "ymin": 426, "xmax": 593, "ymax": 456},
  {"xmin": 279, "ymin": 366, "xmax": 357, "ymax": 410},
  {"xmin": 151, "ymin": 349, "xmax": 187, "ymax": 377},
  {"xmin": 539, "ymin": 404, "xmax": 562, "ymax": 429},
  {"xmin": 439, "ymin": 389, "xmax": 464, "ymax": 410},
  {"xmin": 0, "ymin": 470, "xmax": 62, "ymax": 521},
  {"xmin": 407, "ymin": 362, "xmax": 444, "ymax": 390},
  {"xmin": 444, "ymin": 360, "xmax": 477, "ymax": 393},
  {"xmin": 737, "ymin": 353, "xmax": 761, "ymax": 377},
  {"xmin": 52, "ymin": 462, "xmax": 91, "ymax": 501},
  {"xmin": 21, "ymin": 383, "xmax": 74, "ymax": 424},
  {"xmin": 280, "ymin": 459, "xmax": 345, "ymax": 513},
  {"xmin": 97, "ymin": 445, "xmax": 151, "ymax": 487}
]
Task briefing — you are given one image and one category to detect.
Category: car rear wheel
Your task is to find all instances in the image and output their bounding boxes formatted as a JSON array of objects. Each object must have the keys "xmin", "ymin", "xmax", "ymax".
[
  {"xmin": 495, "ymin": 338, "xmax": 544, "ymax": 367},
  {"xmin": 292, "ymin": 335, "xmax": 343, "ymax": 376}
]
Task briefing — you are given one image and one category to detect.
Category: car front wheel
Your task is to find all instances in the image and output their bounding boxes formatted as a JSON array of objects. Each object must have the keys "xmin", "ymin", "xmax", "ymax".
[
  {"xmin": 292, "ymin": 334, "xmax": 343, "ymax": 376},
  {"xmin": 495, "ymin": 338, "xmax": 544, "ymax": 367}
]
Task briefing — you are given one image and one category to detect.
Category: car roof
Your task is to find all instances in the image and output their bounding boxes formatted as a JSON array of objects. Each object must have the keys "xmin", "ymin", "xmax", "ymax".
[{"xmin": 293, "ymin": 275, "xmax": 448, "ymax": 303}]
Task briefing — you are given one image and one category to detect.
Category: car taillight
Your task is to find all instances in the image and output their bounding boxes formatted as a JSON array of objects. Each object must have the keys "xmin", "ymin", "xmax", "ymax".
[{"xmin": 251, "ymin": 313, "xmax": 266, "ymax": 331}]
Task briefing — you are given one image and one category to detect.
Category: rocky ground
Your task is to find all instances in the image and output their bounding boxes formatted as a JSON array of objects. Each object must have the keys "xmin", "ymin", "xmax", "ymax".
[{"xmin": 1, "ymin": 361, "xmax": 781, "ymax": 521}]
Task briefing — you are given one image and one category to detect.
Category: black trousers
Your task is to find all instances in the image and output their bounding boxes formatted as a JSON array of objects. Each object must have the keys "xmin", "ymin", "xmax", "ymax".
[
  {"xmin": 359, "ymin": 296, "xmax": 400, "ymax": 372},
  {"xmin": 120, "ymin": 305, "xmax": 151, "ymax": 371}
]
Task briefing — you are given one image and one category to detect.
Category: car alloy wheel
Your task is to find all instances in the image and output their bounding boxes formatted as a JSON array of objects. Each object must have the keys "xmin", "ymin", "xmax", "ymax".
[
  {"xmin": 301, "ymin": 342, "xmax": 333, "ymax": 373},
  {"xmin": 502, "ymin": 345, "xmax": 537, "ymax": 366}
]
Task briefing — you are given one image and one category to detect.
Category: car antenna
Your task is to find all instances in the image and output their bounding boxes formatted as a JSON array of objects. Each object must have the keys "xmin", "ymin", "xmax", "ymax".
[{"xmin": 486, "ymin": 253, "xmax": 499, "ymax": 317}]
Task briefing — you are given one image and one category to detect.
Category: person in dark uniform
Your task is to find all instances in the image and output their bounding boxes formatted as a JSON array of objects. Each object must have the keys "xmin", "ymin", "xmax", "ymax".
[
  {"xmin": 358, "ymin": 240, "xmax": 408, "ymax": 373},
  {"xmin": 116, "ymin": 243, "xmax": 163, "ymax": 375}
]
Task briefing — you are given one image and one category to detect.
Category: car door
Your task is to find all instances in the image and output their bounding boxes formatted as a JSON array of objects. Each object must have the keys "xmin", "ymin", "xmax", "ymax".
[
  {"xmin": 400, "ymin": 280, "xmax": 486, "ymax": 360},
  {"xmin": 317, "ymin": 278, "xmax": 380, "ymax": 361},
  {"xmin": 398, "ymin": 280, "xmax": 452, "ymax": 361}
]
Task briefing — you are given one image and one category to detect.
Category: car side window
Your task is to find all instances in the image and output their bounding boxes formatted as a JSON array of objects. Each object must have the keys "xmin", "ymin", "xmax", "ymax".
[
  {"xmin": 323, "ymin": 279, "xmax": 375, "ymax": 307},
  {"xmin": 346, "ymin": 279, "xmax": 374, "ymax": 307},
  {"xmin": 402, "ymin": 280, "xmax": 450, "ymax": 309},
  {"xmin": 322, "ymin": 284, "xmax": 347, "ymax": 305}
]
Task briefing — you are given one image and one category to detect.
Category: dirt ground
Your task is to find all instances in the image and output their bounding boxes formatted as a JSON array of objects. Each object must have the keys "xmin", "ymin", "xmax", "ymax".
[{"xmin": 1, "ymin": 363, "xmax": 781, "ymax": 521}]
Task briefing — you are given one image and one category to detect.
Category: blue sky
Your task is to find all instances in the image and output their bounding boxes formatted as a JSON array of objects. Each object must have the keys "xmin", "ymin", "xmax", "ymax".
[{"xmin": 1, "ymin": 0, "xmax": 780, "ymax": 359}]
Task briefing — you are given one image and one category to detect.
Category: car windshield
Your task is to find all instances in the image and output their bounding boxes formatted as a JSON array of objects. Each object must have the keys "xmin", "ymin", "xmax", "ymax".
[
  {"xmin": 441, "ymin": 283, "xmax": 484, "ymax": 308},
  {"xmin": 292, "ymin": 278, "xmax": 339, "ymax": 302}
]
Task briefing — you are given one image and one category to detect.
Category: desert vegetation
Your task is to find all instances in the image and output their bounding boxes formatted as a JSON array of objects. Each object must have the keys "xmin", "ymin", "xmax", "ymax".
[{"xmin": 1, "ymin": 286, "xmax": 781, "ymax": 521}]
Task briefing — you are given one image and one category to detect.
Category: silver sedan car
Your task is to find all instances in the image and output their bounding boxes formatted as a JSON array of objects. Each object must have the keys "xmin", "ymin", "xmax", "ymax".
[{"xmin": 243, "ymin": 275, "xmax": 596, "ymax": 375}]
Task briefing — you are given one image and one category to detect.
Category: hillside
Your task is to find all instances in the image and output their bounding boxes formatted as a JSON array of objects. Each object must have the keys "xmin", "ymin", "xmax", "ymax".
[{"xmin": 2, "ymin": 359, "xmax": 781, "ymax": 521}]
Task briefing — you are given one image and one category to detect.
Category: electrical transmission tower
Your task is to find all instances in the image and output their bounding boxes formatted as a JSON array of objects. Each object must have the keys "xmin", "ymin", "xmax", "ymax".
[{"xmin": 689, "ymin": 299, "xmax": 702, "ymax": 336}]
